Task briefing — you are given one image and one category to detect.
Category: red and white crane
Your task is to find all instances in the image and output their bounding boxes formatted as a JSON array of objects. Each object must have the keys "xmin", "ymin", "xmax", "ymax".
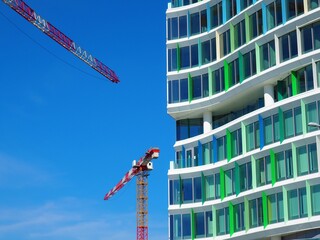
[
  {"xmin": 104, "ymin": 147, "xmax": 160, "ymax": 240},
  {"xmin": 2, "ymin": 0, "xmax": 120, "ymax": 83}
]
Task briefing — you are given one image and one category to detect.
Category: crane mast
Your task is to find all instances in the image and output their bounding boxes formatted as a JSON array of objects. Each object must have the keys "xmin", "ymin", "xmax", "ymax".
[
  {"xmin": 104, "ymin": 147, "xmax": 160, "ymax": 240},
  {"xmin": 2, "ymin": 0, "xmax": 120, "ymax": 83}
]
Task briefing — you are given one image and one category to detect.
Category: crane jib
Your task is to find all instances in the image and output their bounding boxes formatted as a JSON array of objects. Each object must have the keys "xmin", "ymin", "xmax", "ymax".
[{"xmin": 3, "ymin": 0, "xmax": 120, "ymax": 83}]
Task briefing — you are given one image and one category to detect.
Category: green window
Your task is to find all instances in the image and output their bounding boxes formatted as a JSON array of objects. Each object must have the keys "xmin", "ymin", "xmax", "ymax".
[
  {"xmin": 284, "ymin": 109, "xmax": 294, "ymax": 139},
  {"xmin": 297, "ymin": 145, "xmax": 308, "ymax": 176},
  {"xmin": 215, "ymin": 173, "xmax": 221, "ymax": 199},
  {"xmin": 288, "ymin": 188, "xmax": 307, "ymax": 220},
  {"xmin": 268, "ymin": 194, "xmax": 278, "ymax": 224},
  {"xmin": 246, "ymin": 123, "xmax": 255, "ymax": 151},
  {"xmin": 311, "ymin": 184, "xmax": 320, "ymax": 215},
  {"xmin": 257, "ymin": 156, "xmax": 271, "ymax": 187},
  {"xmin": 225, "ymin": 169, "xmax": 235, "ymax": 196},
  {"xmin": 218, "ymin": 136, "xmax": 226, "ymax": 161},
  {"xmin": 297, "ymin": 143, "xmax": 318, "ymax": 176},
  {"xmin": 205, "ymin": 175, "xmax": 215, "ymax": 200},
  {"xmin": 276, "ymin": 152, "xmax": 286, "ymax": 180},
  {"xmin": 202, "ymin": 142, "xmax": 212, "ymax": 165},
  {"xmin": 234, "ymin": 203, "xmax": 245, "ymax": 232},
  {"xmin": 231, "ymin": 129, "xmax": 242, "ymax": 157},
  {"xmin": 216, "ymin": 207, "xmax": 230, "ymax": 235},
  {"xmin": 206, "ymin": 211, "xmax": 213, "ymax": 237},
  {"xmin": 273, "ymin": 114, "xmax": 280, "ymax": 142},
  {"xmin": 288, "ymin": 189, "xmax": 299, "ymax": 220},
  {"xmin": 294, "ymin": 106, "xmax": 302, "ymax": 135},
  {"xmin": 240, "ymin": 162, "xmax": 252, "ymax": 192},
  {"xmin": 249, "ymin": 198, "xmax": 263, "ymax": 228},
  {"xmin": 307, "ymin": 102, "xmax": 318, "ymax": 132}
]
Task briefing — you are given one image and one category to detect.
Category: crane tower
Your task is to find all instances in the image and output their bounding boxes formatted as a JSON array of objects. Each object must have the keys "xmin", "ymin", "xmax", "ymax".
[{"xmin": 104, "ymin": 147, "xmax": 160, "ymax": 240}]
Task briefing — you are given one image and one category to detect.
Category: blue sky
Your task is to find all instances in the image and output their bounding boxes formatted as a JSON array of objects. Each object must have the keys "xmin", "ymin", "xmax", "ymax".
[{"xmin": 0, "ymin": 1, "xmax": 173, "ymax": 239}]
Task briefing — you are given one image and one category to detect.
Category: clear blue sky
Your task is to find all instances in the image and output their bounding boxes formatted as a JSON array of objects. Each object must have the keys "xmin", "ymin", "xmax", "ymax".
[{"xmin": 0, "ymin": 1, "xmax": 173, "ymax": 239}]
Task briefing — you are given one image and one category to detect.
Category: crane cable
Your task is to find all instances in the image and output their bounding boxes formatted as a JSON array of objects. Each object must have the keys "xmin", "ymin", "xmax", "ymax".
[{"xmin": 0, "ymin": 8, "xmax": 106, "ymax": 82}]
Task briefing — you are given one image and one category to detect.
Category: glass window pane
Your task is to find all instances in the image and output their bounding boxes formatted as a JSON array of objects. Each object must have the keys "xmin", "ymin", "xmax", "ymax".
[
  {"xmin": 269, "ymin": 194, "xmax": 277, "ymax": 223},
  {"xmin": 206, "ymin": 211, "xmax": 213, "ymax": 237},
  {"xmin": 182, "ymin": 178, "xmax": 193, "ymax": 203},
  {"xmin": 201, "ymin": 10, "xmax": 207, "ymax": 33},
  {"xmin": 171, "ymin": 17, "xmax": 178, "ymax": 39},
  {"xmin": 205, "ymin": 175, "xmax": 215, "ymax": 200},
  {"xmin": 215, "ymin": 173, "xmax": 221, "ymax": 198},
  {"xmin": 182, "ymin": 214, "xmax": 191, "ymax": 238},
  {"xmin": 299, "ymin": 188, "xmax": 308, "ymax": 218},
  {"xmin": 288, "ymin": 189, "xmax": 299, "ymax": 220},
  {"xmin": 173, "ymin": 215, "xmax": 182, "ymax": 238},
  {"xmin": 202, "ymin": 40, "xmax": 210, "ymax": 64},
  {"xmin": 286, "ymin": 149, "xmax": 294, "ymax": 178},
  {"xmin": 179, "ymin": 16, "xmax": 187, "ymax": 38},
  {"xmin": 180, "ymin": 46, "xmax": 190, "ymax": 69},
  {"xmin": 277, "ymin": 192, "xmax": 284, "ymax": 222},
  {"xmin": 192, "ymin": 75, "xmax": 201, "ymax": 99},
  {"xmin": 308, "ymin": 143, "xmax": 318, "ymax": 173},
  {"xmin": 180, "ymin": 78, "xmax": 188, "ymax": 102},
  {"xmin": 225, "ymin": 169, "xmax": 234, "ymax": 196},
  {"xmin": 302, "ymin": 25, "xmax": 313, "ymax": 53},
  {"xmin": 307, "ymin": 102, "xmax": 318, "ymax": 132},
  {"xmin": 284, "ymin": 109, "xmax": 294, "ymax": 138},
  {"xmin": 276, "ymin": 152, "xmax": 286, "ymax": 180},
  {"xmin": 246, "ymin": 124, "xmax": 254, "ymax": 151},
  {"xmin": 249, "ymin": 199, "xmax": 257, "ymax": 228},
  {"xmin": 195, "ymin": 212, "xmax": 205, "ymax": 238},
  {"xmin": 191, "ymin": 12, "xmax": 200, "ymax": 35},
  {"xmin": 264, "ymin": 117, "xmax": 273, "ymax": 145},
  {"xmin": 194, "ymin": 177, "xmax": 202, "ymax": 202},
  {"xmin": 257, "ymin": 158, "xmax": 266, "ymax": 186},
  {"xmin": 202, "ymin": 74, "xmax": 209, "ymax": 97},
  {"xmin": 172, "ymin": 80, "xmax": 179, "ymax": 103},
  {"xmin": 311, "ymin": 184, "xmax": 320, "ymax": 215},
  {"xmin": 294, "ymin": 107, "xmax": 302, "ymax": 135},
  {"xmin": 314, "ymin": 22, "xmax": 320, "ymax": 49},
  {"xmin": 297, "ymin": 145, "xmax": 309, "ymax": 176},
  {"xmin": 217, "ymin": 208, "xmax": 226, "ymax": 235},
  {"xmin": 191, "ymin": 44, "xmax": 199, "ymax": 67},
  {"xmin": 273, "ymin": 114, "xmax": 280, "ymax": 142}
]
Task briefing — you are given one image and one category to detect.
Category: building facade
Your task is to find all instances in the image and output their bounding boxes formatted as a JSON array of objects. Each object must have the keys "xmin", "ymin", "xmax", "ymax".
[{"xmin": 166, "ymin": 0, "xmax": 320, "ymax": 239}]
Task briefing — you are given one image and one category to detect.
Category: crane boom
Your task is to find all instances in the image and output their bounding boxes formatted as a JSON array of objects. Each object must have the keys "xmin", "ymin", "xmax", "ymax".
[
  {"xmin": 2, "ymin": 0, "xmax": 120, "ymax": 83},
  {"xmin": 104, "ymin": 147, "xmax": 160, "ymax": 200}
]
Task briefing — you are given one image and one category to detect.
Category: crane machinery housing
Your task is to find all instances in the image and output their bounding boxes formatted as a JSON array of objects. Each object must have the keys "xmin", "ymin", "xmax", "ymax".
[
  {"xmin": 104, "ymin": 147, "xmax": 160, "ymax": 240},
  {"xmin": 2, "ymin": 0, "xmax": 120, "ymax": 83}
]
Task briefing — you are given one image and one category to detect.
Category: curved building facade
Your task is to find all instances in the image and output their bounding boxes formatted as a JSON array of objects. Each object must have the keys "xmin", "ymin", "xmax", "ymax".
[{"xmin": 166, "ymin": 0, "xmax": 320, "ymax": 239}]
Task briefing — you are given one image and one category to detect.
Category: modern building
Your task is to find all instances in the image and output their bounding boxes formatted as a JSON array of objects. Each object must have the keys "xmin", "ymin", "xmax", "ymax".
[{"xmin": 166, "ymin": 0, "xmax": 320, "ymax": 239}]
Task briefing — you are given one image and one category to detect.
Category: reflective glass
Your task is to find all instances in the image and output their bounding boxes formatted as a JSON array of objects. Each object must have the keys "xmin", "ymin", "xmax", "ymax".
[
  {"xmin": 288, "ymin": 189, "xmax": 299, "ymax": 220},
  {"xmin": 180, "ymin": 78, "xmax": 188, "ymax": 102},
  {"xmin": 285, "ymin": 150, "xmax": 293, "ymax": 178},
  {"xmin": 284, "ymin": 109, "xmax": 294, "ymax": 138},
  {"xmin": 182, "ymin": 214, "xmax": 191, "ymax": 239},
  {"xmin": 202, "ymin": 40, "xmax": 210, "ymax": 64},
  {"xmin": 179, "ymin": 16, "xmax": 187, "ymax": 38},
  {"xmin": 308, "ymin": 143, "xmax": 318, "ymax": 173},
  {"xmin": 194, "ymin": 177, "xmax": 202, "ymax": 202},
  {"xmin": 202, "ymin": 74, "xmax": 209, "ymax": 97},
  {"xmin": 182, "ymin": 178, "xmax": 193, "ymax": 203},
  {"xmin": 191, "ymin": 12, "xmax": 200, "ymax": 36},
  {"xmin": 311, "ymin": 184, "xmax": 320, "ymax": 215},
  {"xmin": 211, "ymin": 38, "xmax": 217, "ymax": 61},
  {"xmin": 201, "ymin": 10, "xmax": 207, "ymax": 33},
  {"xmin": 195, "ymin": 212, "xmax": 205, "ymax": 238},
  {"xmin": 191, "ymin": 44, "xmax": 199, "ymax": 67},
  {"xmin": 299, "ymin": 188, "xmax": 308, "ymax": 218},
  {"xmin": 205, "ymin": 175, "xmax": 215, "ymax": 200},
  {"xmin": 171, "ymin": 17, "xmax": 178, "ymax": 39},
  {"xmin": 297, "ymin": 145, "xmax": 308, "ymax": 176},
  {"xmin": 302, "ymin": 26, "xmax": 313, "ymax": 53},
  {"xmin": 264, "ymin": 117, "xmax": 273, "ymax": 145},
  {"xmin": 180, "ymin": 46, "xmax": 190, "ymax": 69},
  {"xmin": 307, "ymin": 102, "xmax": 318, "ymax": 132},
  {"xmin": 173, "ymin": 215, "xmax": 182, "ymax": 239},
  {"xmin": 192, "ymin": 76, "xmax": 201, "ymax": 99},
  {"xmin": 294, "ymin": 107, "xmax": 302, "ymax": 135},
  {"xmin": 206, "ymin": 211, "xmax": 213, "ymax": 237}
]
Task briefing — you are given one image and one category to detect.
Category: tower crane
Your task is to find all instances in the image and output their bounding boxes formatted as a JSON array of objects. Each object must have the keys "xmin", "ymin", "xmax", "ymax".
[
  {"xmin": 2, "ymin": 0, "xmax": 120, "ymax": 83},
  {"xmin": 104, "ymin": 147, "xmax": 160, "ymax": 240}
]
